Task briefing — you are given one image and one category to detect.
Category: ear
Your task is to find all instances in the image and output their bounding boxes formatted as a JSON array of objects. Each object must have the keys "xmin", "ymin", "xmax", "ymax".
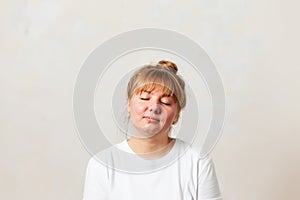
[
  {"xmin": 127, "ymin": 99, "xmax": 130, "ymax": 113},
  {"xmin": 173, "ymin": 112, "xmax": 180, "ymax": 124}
]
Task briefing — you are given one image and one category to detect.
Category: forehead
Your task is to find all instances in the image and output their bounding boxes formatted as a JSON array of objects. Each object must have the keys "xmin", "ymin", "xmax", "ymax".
[{"xmin": 135, "ymin": 83, "xmax": 174, "ymax": 96}]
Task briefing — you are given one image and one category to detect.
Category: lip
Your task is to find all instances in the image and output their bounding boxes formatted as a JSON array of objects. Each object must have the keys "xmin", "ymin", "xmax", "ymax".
[{"xmin": 143, "ymin": 116, "xmax": 160, "ymax": 122}]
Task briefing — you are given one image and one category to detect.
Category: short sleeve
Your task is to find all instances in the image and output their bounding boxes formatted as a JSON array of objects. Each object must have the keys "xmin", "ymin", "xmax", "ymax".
[
  {"xmin": 83, "ymin": 157, "xmax": 109, "ymax": 200},
  {"xmin": 197, "ymin": 156, "xmax": 222, "ymax": 200}
]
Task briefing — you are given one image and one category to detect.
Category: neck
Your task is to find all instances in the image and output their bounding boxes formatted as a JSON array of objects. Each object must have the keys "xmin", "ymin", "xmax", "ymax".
[{"xmin": 127, "ymin": 133, "xmax": 175, "ymax": 159}]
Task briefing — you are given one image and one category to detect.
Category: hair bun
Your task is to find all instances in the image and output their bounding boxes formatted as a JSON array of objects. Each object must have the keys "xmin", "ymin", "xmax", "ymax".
[{"xmin": 158, "ymin": 60, "xmax": 178, "ymax": 74}]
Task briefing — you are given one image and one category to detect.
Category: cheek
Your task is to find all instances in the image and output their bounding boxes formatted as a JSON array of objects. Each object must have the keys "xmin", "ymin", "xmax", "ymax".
[
  {"xmin": 165, "ymin": 108, "xmax": 177, "ymax": 122},
  {"xmin": 129, "ymin": 101, "xmax": 145, "ymax": 116},
  {"xmin": 168, "ymin": 111, "xmax": 176, "ymax": 120}
]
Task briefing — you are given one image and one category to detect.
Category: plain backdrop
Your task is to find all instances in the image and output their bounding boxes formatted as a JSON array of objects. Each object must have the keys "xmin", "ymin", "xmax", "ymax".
[{"xmin": 1, "ymin": 0, "xmax": 299, "ymax": 199}]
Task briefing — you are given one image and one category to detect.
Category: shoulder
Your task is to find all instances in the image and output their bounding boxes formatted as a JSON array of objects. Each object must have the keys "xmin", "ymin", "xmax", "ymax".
[
  {"xmin": 86, "ymin": 154, "xmax": 107, "ymax": 174},
  {"xmin": 86, "ymin": 140, "xmax": 132, "ymax": 171},
  {"xmin": 174, "ymin": 138, "xmax": 216, "ymax": 172},
  {"xmin": 175, "ymin": 138, "xmax": 212, "ymax": 160}
]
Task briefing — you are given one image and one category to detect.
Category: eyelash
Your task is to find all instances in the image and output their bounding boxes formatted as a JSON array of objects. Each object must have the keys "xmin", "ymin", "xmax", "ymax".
[{"xmin": 140, "ymin": 98, "xmax": 171, "ymax": 106}]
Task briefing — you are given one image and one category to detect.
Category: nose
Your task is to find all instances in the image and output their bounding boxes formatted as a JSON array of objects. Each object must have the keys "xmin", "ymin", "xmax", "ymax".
[{"xmin": 149, "ymin": 104, "xmax": 162, "ymax": 115}]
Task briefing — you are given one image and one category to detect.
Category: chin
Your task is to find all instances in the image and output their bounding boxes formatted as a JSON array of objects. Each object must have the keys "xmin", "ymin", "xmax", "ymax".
[{"xmin": 131, "ymin": 126, "xmax": 163, "ymax": 138}]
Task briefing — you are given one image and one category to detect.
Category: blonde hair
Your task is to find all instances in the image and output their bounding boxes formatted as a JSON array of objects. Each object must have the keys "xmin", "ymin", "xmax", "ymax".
[{"xmin": 127, "ymin": 60, "xmax": 186, "ymax": 124}]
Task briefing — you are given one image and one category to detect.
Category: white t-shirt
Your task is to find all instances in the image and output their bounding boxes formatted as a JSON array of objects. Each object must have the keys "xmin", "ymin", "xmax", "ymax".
[{"xmin": 83, "ymin": 139, "xmax": 222, "ymax": 200}]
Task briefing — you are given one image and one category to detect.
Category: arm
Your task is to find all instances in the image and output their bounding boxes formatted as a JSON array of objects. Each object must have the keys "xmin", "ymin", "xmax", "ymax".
[
  {"xmin": 83, "ymin": 157, "xmax": 109, "ymax": 200},
  {"xmin": 197, "ymin": 156, "xmax": 222, "ymax": 200}
]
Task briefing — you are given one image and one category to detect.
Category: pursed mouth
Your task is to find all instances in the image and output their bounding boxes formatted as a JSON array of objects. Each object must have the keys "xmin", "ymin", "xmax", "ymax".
[{"xmin": 143, "ymin": 116, "xmax": 160, "ymax": 122}]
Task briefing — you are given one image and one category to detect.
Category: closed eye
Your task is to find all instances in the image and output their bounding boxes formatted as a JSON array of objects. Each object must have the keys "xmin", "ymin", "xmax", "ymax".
[
  {"xmin": 140, "ymin": 98, "xmax": 150, "ymax": 101},
  {"xmin": 161, "ymin": 101, "xmax": 171, "ymax": 106}
]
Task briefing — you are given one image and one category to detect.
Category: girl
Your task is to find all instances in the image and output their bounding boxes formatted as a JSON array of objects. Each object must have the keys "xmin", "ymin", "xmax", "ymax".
[{"xmin": 83, "ymin": 60, "xmax": 222, "ymax": 200}]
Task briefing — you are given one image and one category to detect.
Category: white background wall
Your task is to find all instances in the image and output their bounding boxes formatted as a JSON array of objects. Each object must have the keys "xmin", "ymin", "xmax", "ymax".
[{"xmin": 1, "ymin": 0, "xmax": 299, "ymax": 199}]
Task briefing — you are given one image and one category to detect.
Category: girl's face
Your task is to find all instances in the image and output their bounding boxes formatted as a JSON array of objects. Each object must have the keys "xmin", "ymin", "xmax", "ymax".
[{"xmin": 127, "ymin": 87, "xmax": 179, "ymax": 138}]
